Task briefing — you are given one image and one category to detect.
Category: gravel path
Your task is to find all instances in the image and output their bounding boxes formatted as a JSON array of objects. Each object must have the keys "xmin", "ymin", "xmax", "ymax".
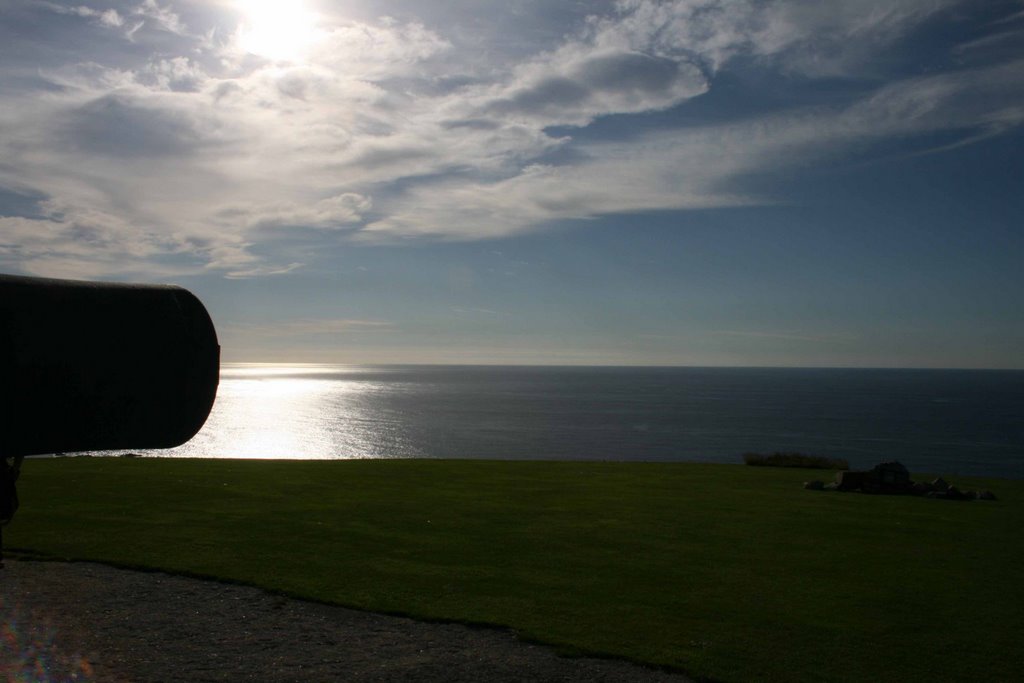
[{"xmin": 1, "ymin": 560, "xmax": 693, "ymax": 682}]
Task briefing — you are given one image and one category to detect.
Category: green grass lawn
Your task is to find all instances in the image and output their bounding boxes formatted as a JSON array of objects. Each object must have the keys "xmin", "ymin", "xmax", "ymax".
[{"xmin": 7, "ymin": 459, "xmax": 1023, "ymax": 682}]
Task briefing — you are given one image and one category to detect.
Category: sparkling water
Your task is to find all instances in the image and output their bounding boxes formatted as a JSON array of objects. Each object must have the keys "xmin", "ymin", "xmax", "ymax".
[{"xmin": 115, "ymin": 364, "xmax": 1024, "ymax": 478}]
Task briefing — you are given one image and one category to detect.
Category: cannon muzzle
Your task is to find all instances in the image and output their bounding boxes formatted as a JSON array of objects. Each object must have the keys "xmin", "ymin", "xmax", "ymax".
[{"xmin": 0, "ymin": 274, "xmax": 220, "ymax": 457}]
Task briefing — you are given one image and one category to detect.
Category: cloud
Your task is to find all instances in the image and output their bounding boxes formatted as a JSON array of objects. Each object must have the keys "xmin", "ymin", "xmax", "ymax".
[
  {"xmin": 310, "ymin": 18, "xmax": 452, "ymax": 78},
  {"xmin": 584, "ymin": 0, "xmax": 957, "ymax": 75},
  {"xmin": 1, "ymin": 0, "xmax": 1021, "ymax": 278},
  {"xmin": 711, "ymin": 329, "xmax": 858, "ymax": 343},
  {"xmin": 720, "ymin": 0, "xmax": 958, "ymax": 75},
  {"xmin": 216, "ymin": 193, "xmax": 372, "ymax": 231},
  {"xmin": 842, "ymin": 58, "xmax": 1024, "ymax": 139},
  {"xmin": 224, "ymin": 318, "xmax": 395, "ymax": 336},
  {"xmin": 63, "ymin": 93, "xmax": 205, "ymax": 157},
  {"xmin": 363, "ymin": 57, "xmax": 1024, "ymax": 241},
  {"xmin": 222, "ymin": 262, "xmax": 304, "ymax": 279},
  {"xmin": 0, "ymin": 198, "xmax": 197, "ymax": 279},
  {"xmin": 131, "ymin": 0, "xmax": 187, "ymax": 36},
  {"xmin": 481, "ymin": 49, "xmax": 708, "ymax": 126},
  {"xmin": 142, "ymin": 57, "xmax": 207, "ymax": 92},
  {"xmin": 42, "ymin": 3, "xmax": 125, "ymax": 28},
  {"xmin": 0, "ymin": 215, "xmax": 68, "ymax": 256}
]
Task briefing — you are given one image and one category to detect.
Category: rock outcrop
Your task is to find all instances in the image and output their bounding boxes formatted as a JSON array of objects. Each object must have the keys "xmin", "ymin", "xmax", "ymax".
[{"xmin": 812, "ymin": 461, "xmax": 995, "ymax": 500}]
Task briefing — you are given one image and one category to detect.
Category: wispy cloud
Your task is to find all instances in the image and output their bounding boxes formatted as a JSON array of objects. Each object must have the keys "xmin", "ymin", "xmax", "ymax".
[
  {"xmin": 364, "ymin": 57, "xmax": 1024, "ymax": 240},
  {"xmin": 953, "ymin": 29, "xmax": 1024, "ymax": 56},
  {"xmin": 42, "ymin": 3, "xmax": 125, "ymax": 28},
  {"xmin": 222, "ymin": 262, "xmax": 304, "ymax": 280},
  {"xmin": 711, "ymin": 329, "xmax": 858, "ymax": 343},
  {"xmin": 451, "ymin": 306, "xmax": 500, "ymax": 316},
  {"xmin": 224, "ymin": 318, "xmax": 396, "ymax": 337}
]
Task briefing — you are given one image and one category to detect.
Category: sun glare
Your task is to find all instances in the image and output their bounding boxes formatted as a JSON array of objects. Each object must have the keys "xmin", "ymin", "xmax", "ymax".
[{"xmin": 235, "ymin": 0, "xmax": 319, "ymax": 62}]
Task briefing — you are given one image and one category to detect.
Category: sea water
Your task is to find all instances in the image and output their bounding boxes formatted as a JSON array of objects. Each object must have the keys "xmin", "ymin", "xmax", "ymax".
[{"xmin": 124, "ymin": 364, "xmax": 1023, "ymax": 478}]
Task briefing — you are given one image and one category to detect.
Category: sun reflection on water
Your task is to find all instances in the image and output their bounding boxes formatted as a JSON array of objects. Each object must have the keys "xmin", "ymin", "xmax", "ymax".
[{"xmin": 152, "ymin": 364, "xmax": 415, "ymax": 459}]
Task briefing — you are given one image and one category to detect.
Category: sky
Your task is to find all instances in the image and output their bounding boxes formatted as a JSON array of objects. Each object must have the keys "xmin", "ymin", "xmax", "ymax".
[{"xmin": 1, "ymin": 0, "xmax": 1022, "ymax": 368}]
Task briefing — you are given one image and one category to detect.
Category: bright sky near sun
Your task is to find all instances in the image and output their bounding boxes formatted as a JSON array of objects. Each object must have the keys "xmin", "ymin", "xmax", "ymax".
[
  {"xmin": 1, "ymin": 0, "xmax": 1022, "ymax": 367},
  {"xmin": 235, "ymin": 1, "xmax": 320, "ymax": 62}
]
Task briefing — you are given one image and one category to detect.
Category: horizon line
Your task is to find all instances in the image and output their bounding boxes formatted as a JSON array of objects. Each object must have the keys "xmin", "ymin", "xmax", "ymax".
[{"xmin": 219, "ymin": 361, "xmax": 1024, "ymax": 372}]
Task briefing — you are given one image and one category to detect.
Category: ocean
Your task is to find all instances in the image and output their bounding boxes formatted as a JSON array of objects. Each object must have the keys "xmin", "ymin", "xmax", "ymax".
[{"xmin": 127, "ymin": 364, "xmax": 1024, "ymax": 479}]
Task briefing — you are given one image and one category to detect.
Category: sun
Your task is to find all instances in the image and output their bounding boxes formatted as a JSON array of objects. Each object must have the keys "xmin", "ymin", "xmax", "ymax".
[{"xmin": 235, "ymin": 0, "xmax": 320, "ymax": 62}]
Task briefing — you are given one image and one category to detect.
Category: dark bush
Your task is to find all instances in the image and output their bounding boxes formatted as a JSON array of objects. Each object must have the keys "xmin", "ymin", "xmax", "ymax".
[{"xmin": 742, "ymin": 452, "xmax": 850, "ymax": 470}]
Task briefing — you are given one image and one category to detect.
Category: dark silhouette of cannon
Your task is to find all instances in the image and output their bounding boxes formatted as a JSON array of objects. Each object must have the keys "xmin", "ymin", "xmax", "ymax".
[{"xmin": 0, "ymin": 273, "xmax": 220, "ymax": 563}]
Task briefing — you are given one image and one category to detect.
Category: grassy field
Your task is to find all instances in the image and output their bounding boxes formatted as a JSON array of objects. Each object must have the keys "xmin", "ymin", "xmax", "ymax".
[{"xmin": 7, "ymin": 458, "xmax": 1023, "ymax": 682}]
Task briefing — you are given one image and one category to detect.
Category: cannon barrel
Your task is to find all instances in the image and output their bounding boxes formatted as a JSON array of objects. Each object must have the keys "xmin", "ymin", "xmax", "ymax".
[{"xmin": 0, "ymin": 274, "xmax": 220, "ymax": 457}]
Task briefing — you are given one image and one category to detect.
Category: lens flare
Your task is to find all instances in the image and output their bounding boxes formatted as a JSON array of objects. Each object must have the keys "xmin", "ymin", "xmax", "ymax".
[{"xmin": 1, "ymin": 594, "xmax": 96, "ymax": 682}]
